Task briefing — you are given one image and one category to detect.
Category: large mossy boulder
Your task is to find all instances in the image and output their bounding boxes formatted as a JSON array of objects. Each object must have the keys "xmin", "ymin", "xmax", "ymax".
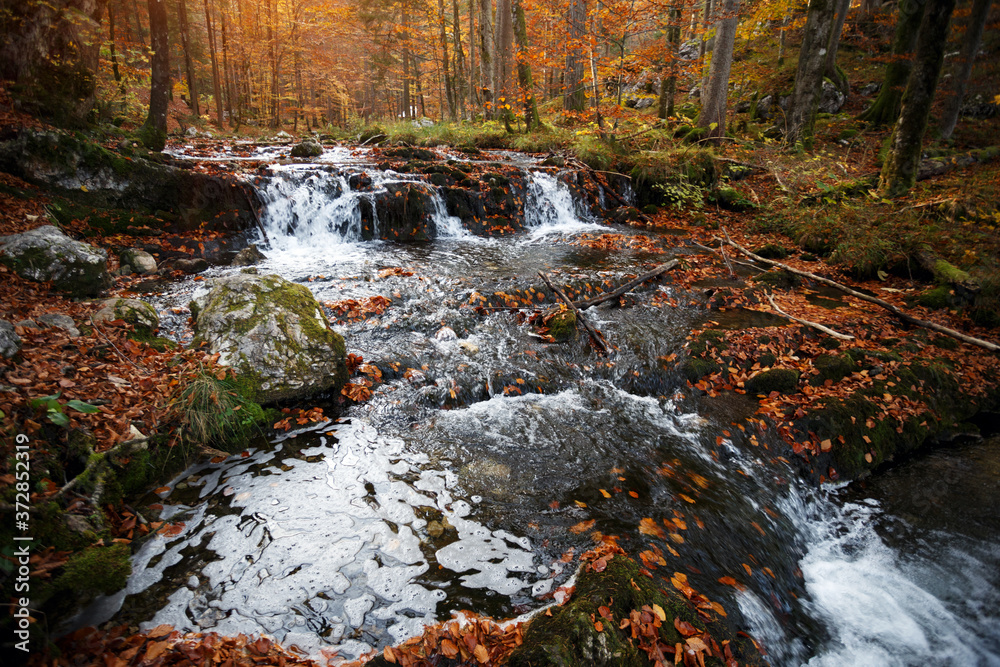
[
  {"xmin": 0, "ymin": 225, "xmax": 110, "ymax": 296},
  {"xmin": 191, "ymin": 273, "xmax": 347, "ymax": 402},
  {"xmin": 290, "ymin": 139, "xmax": 323, "ymax": 158}
]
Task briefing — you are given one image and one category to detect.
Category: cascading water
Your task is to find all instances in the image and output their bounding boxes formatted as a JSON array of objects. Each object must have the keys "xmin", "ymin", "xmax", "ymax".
[{"xmin": 89, "ymin": 146, "xmax": 999, "ymax": 665}]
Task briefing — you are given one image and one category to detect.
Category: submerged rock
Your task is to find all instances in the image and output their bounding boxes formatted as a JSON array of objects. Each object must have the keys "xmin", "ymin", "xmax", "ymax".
[
  {"xmin": 0, "ymin": 320, "xmax": 21, "ymax": 358},
  {"xmin": 92, "ymin": 298, "xmax": 160, "ymax": 334},
  {"xmin": 173, "ymin": 257, "xmax": 209, "ymax": 274},
  {"xmin": 0, "ymin": 225, "xmax": 110, "ymax": 296},
  {"xmin": 191, "ymin": 273, "xmax": 348, "ymax": 402}
]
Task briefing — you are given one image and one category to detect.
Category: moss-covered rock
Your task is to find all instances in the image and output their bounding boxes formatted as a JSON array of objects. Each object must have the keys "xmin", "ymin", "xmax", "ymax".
[
  {"xmin": 92, "ymin": 298, "xmax": 160, "ymax": 334},
  {"xmin": 746, "ymin": 368, "xmax": 800, "ymax": 395},
  {"xmin": 54, "ymin": 544, "xmax": 131, "ymax": 596},
  {"xmin": 507, "ymin": 554, "xmax": 754, "ymax": 666},
  {"xmin": 754, "ymin": 243, "xmax": 792, "ymax": 259},
  {"xmin": 0, "ymin": 225, "xmax": 110, "ymax": 296},
  {"xmin": 547, "ymin": 308, "xmax": 577, "ymax": 342},
  {"xmin": 191, "ymin": 273, "xmax": 348, "ymax": 402},
  {"xmin": 810, "ymin": 353, "xmax": 856, "ymax": 386},
  {"xmin": 916, "ymin": 285, "xmax": 954, "ymax": 309},
  {"xmin": 290, "ymin": 139, "xmax": 323, "ymax": 158}
]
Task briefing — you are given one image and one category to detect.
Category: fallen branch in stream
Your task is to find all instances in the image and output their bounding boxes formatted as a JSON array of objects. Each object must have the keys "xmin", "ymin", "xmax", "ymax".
[
  {"xmin": 538, "ymin": 271, "xmax": 609, "ymax": 354},
  {"xmin": 718, "ymin": 229, "xmax": 1000, "ymax": 353},
  {"xmin": 565, "ymin": 158, "xmax": 654, "ymax": 224},
  {"xmin": 573, "ymin": 259, "xmax": 680, "ymax": 308}
]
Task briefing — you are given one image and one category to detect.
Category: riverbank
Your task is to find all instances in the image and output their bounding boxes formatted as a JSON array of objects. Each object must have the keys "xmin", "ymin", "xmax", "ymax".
[{"xmin": 2, "ymin": 117, "xmax": 999, "ymax": 665}]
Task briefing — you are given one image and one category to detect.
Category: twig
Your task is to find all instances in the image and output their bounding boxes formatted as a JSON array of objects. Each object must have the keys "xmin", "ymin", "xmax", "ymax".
[
  {"xmin": 717, "ymin": 229, "xmax": 1000, "ymax": 353},
  {"xmin": 573, "ymin": 260, "xmax": 680, "ymax": 308},
  {"xmin": 691, "ymin": 241, "xmax": 761, "ymax": 273},
  {"xmin": 89, "ymin": 316, "xmax": 151, "ymax": 373},
  {"xmin": 766, "ymin": 292, "xmax": 854, "ymax": 340},
  {"xmin": 538, "ymin": 272, "xmax": 609, "ymax": 355},
  {"xmin": 54, "ymin": 435, "xmax": 149, "ymax": 500}
]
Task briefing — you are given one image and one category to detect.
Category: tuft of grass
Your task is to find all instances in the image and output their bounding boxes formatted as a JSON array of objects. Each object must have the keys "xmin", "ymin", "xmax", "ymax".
[{"xmin": 172, "ymin": 369, "xmax": 270, "ymax": 451}]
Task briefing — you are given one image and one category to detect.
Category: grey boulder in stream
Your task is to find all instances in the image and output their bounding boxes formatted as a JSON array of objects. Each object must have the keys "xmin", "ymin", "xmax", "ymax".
[{"xmin": 190, "ymin": 273, "xmax": 348, "ymax": 402}]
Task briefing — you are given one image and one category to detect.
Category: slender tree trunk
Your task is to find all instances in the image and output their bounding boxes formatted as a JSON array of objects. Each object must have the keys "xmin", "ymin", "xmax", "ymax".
[
  {"xmin": 697, "ymin": 0, "xmax": 739, "ymax": 141},
  {"xmin": 879, "ymin": 0, "xmax": 957, "ymax": 197},
  {"xmin": 108, "ymin": 5, "xmax": 125, "ymax": 93},
  {"xmin": 859, "ymin": 0, "xmax": 923, "ymax": 125},
  {"xmin": 453, "ymin": 0, "xmax": 466, "ymax": 119},
  {"xmin": 132, "ymin": 0, "xmax": 147, "ymax": 50},
  {"xmin": 658, "ymin": 5, "xmax": 682, "ymax": 119},
  {"xmin": 825, "ymin": 0, "xmax": 852, "ymax": 95},
  {"xmin": 266, "ymin": 0, "xmax": 279, "ymax": 128},
  {"xmin": 786, "ymin": 0, "xmax": 838, "ymax": 146},
  {"xmin": 495, "ymin": 0, "xmax": 515, "ymax": 121},
  {"xmin": 177, "ymin": 0, "xmax": 199, "ymax": 116},
  {"xmin": 699, "ymin": 0, "xmax": 714, "ymax": 98},
  {"xmin": 777, "ymin": 14, "xmax": 788, "ymax": 66},
  {"xmin": 564, "ymin": 0, "xmax": 586, "ymax": 111},
  {"xmin": 513, "ymin": 0, "xmax": 540, "ymax": 130},
  {"xmin": 469, "ymin": 0, "xmax": 477, "ymax": 112},
  {"xmin": 438, "ymin": 0, "xmax": 456, "ymax": 120},
  {"xmin": 140, "ymin": 0, "xmax": 169, "ymax": 150},
  {"xmin": 938, "ymin": 0, "xmax": 989, "ymax": 139},
  {"xmin": 478, "ymin": 0, "xmax": 495, "ymax": 110},
  {"xmin": 220, "ymin": 0, "xmax": 234, "ymax": 124},
  {"xmin": 415, "ymin": 54, "xmax": 427, "ymax": 117},
  {"xmin": 402, "ymin": 5, "xmax": 411, "ymax": 119},
  {"xmin": 203, "ymin": 0, "xmax": 224, "ymax": 126}
]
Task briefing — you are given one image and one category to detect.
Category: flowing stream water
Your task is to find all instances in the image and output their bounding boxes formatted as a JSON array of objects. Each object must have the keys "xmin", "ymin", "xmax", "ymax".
[{"xmin": 74, "ymin": 146, "xmax": 1000, "ymax": 665}]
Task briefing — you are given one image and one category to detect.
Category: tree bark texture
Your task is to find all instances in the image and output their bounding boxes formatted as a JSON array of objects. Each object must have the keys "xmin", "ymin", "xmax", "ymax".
[
  {"xmin": 178, "ymin": 0, "xmax": 200, "ymax": 116},
  {"xmin": 824, "ymin": 0, "xmax": 853, "ymax": 94},
  {"xmin": 140, "ymin": 0, "xmax": 170, "ymax": 150},
  {"xmin": 513, "ymin": 0, "xmax": 540, "ymax": 129},
  {"xmin": 495, "ymin": 0, "xmax": 515, "ymax": 113},
  {"xmin": 786, "ymin": 0, "xmax": 838, "ymax": 146},
  {"xmin": 879, "ymin": 0, "xmax": 957, "ymax": 197},
  {"xmin": 938, "ymin": 0, "xmax": 990, "ymax": 139},
  {"xmin": 859, "ymin": 0, "xmax": 924, "ymax": 125},
  {"xmin": 204, "ymin": 0, "xmax": 224, "ymax": 126},
  {"xmin": 697, "ymin": 0, "xmax": 739, "ymax": 141},
  {"xmin": 478, "ymin": 0, "xmax": 495, "ymax": 107},
  {"xmin": 658, "ymin": 5, "xmax": 681, "ymax": 119},
  {"xmin": 563, "ymin": 0, "xmax": 587, "ymax": 111}
]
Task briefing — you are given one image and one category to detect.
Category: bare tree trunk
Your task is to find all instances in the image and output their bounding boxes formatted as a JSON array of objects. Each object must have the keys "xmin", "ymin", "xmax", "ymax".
[
  {"xmin": 697, "ymin": 0, "xmax": 739, "ymax": 141},
  {"xmin": 402, "ymin": 5, "xmax": 411, "ymax": 119},
  {"xmin": 203, "ymin": 0, "xmax": 225, "ymax": 126},
  {"xmin": 478, "ymin": 0, "xmax": 495, "ymax": 110},
  {"xmin": 513, "ymin": 0, "xmax": 540, "ymax": 129},
  {"xmin": 469, "ymin": 0, "xmax": 477, "ymax": 111},
  {"xmin": 495, "ymin": 0, "xmax": 515, "ymax": 122},
  {"xmin": 879, "ymin": 0, "xmax": 957, "ymax": 197},
  {"xmin": 825, "ymin": 0, "xmax": 852, "ymax": 95},
  {"xmin": 859, "ymin": 0, "xmax": 923, "ymax": 125},
  {"xmin": 108, "ymin": 5, "xmax": 126, "ymax": 93},
  {"xmin": 699, "ymin": 0, "xmax": 714, "ymax": 98},
  {"xmin": 777, "ymin": 14, "xmax": 788, "ymax": 66},
  {"xmin": 131, "ymin": 0, "xmax": 147, "ymax": 50},
  {"xmin": 177, "ymin": 0, "xmax": 199, "ymax": 116},
  {"xmin": 140, "ymin": 0, "xmax": 169, "ymax": 150},
  {"xmin": 266, "ymin": 0, "xmax": 279, "ymax": 128},
  {"xmin": 786, "ymin": 0, "xmax": 838, "ymax": 145},
  {"xmin": 438, "ymin": 0, "xmax": 456, "ymax": 120},
  {"xmin": 938, "ymin": 0, "xmax": 989, "ymax": 139},
  {"xmin": 453, "ymin": 0, "xmax": 466, "ymax": 119},
  {"xmin": 564, "ymin": 0, "xmax": 587, "ymax": 110},
  {"xmin": 220, "ymin": 0, "xmax": 235, "ymax": 125},
  {"xmin": 658, "ymin": 4, "xmax": 681, "ymax": 119}
]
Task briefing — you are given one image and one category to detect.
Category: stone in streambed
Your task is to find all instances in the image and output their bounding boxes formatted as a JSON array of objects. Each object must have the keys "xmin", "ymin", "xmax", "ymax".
[
  {"xmin": 119, "ymin": 248, "xmax": 157, "ymax": 275},
  {"xmin": 190, "ymin": 273, "xmax": 347, "ymax": 403},
  {"xmin": 92, "ymin": 298, "xmax": 160, "ymax": 334},
  {"xmin": 0, "ymin": 320, "xmax": 21, "ymax": 358}
]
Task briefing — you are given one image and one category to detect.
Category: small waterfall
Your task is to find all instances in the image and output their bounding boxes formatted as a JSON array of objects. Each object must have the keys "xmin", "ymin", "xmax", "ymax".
[
  {"xmin": 258, "ymin": 166, "xmax": 367, "ymax": 249},
  {"xmin": 524, "ymin": 171, "xmax": 601, "ymax": 237}
]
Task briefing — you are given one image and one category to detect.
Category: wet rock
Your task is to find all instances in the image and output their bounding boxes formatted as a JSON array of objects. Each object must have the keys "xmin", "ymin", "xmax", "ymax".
[
  {"xmin": 64, "ymin": 514, "xmax": 93, "ymax": 535},
  {"xmin": 38, "ymin": 313, "xmax": 80, "ymax": 337},
  {"xmin": 231, "ymin": 244, "xmax": 267, "ymax": 267},
  {"xmin": 0, "ymin": 320, "xmax": 21, "ymax": 358},
  {"xmin": 290, "ymin": 139, "xmax": 323, "ymax": 158},
  {"xmin": 435, "ymin": 326, "xmax": 458, "ymax": 341},
  {"xmin": 191, "ymin": 273, "xmax": 348, "ymax": 402},
  {"xmin": 0, "ymin": 225, "xmax": 110, "ymax": 296},
  {"xmin": 546, "ymin": 309, "xmax": 577, "ymax": 342},
  {"xmin": 14, "ymin": 319, "xmax": 39, "ymax": 329},
  {"xmin": 746, "ymin": 368, "xmax": 800, "ymax": 395},
  {"xmin": 119, "ymin": 248, "xmax": 157, "ymax": 275},
  {"xmin": 92, "ymin": 298, "xmax": 160, "ymax": 334},
  {"xmin": 174, "ymin": 257, "xmax": 210, "ymax": 274}
]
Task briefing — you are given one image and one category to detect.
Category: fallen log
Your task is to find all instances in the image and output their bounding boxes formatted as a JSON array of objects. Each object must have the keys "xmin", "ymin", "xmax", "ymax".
[
  {"xmin": 538, "ymin": 272, "xmax": 609, "ymax": 354},
  {"xmin": 766, "ymin": 293, "xmax": 854, "ymax": 341},
  {"xmin": 573, "ymin": 259, "xmax": 680, "ymax": 308},
  {"xmin": 718, "ymin": 229, "xmax": 1000, "ymax": 353}
]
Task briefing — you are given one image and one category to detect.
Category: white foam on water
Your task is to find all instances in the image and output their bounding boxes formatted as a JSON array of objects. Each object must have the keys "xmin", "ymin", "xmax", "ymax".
[{"xmin": 746, "ymin": 492, "xmax": 1000, "ymax": 666}]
